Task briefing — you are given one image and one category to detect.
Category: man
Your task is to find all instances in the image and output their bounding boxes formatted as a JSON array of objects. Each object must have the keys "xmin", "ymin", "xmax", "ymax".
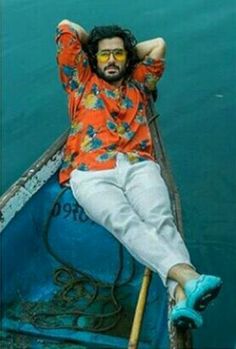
[{"xmin": 55, "ymin": 19, "xmax": 222, "ymax": 329}]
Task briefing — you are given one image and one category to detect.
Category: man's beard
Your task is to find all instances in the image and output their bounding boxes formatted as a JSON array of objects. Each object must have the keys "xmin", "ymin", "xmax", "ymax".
[{"xmin": 96, "ymin": 64, "xmax": 127, "ymax": 83}]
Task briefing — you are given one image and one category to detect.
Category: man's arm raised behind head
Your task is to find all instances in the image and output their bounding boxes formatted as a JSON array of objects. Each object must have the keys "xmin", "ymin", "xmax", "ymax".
[
  {"xmin": 56, "ymin": 19, "xmax": 91, "ymax": 94},
  {"xmin": 135, "ymin": 37, "xmax": 166, "ymax": 61},
  {"xmin": 58, "ymin": 19, "xmax": 89, "ymax": 44},
  {"xmin": 131, "ymin": 37, "xmax": 166, "ymax": 92}
]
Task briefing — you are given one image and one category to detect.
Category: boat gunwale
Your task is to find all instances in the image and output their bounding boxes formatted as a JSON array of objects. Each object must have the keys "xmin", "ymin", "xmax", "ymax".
[{"xmin": 0, "ymin": 130, "xmax": 69, "ymax": 231}]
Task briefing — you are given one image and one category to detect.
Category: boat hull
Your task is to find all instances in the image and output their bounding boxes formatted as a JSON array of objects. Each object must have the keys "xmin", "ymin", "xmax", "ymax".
[{"xmin": 1, "ymin": 172, "xmax": 169, "ymax": 349}]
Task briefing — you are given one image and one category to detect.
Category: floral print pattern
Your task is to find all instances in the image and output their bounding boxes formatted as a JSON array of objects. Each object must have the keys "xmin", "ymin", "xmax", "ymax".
[{"xmin": 56, "ymin": 23, "xmax": 165, "ymax": 183}]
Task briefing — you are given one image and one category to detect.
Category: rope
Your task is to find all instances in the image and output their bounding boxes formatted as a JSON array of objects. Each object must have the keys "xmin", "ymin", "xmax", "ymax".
[{"xmin": 20, "ymin": 186, "xmax": 135, "ymax": 333}]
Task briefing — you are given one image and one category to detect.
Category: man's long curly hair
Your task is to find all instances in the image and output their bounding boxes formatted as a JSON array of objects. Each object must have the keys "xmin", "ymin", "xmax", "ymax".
[{"xmin": 84, "ymin": 25, "xmax": 139, "ymax": 78}]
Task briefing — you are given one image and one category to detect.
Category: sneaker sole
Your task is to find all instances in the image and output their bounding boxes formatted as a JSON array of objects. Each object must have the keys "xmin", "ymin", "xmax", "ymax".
[
  {"xmin": 172, "ymin": 316, "xmax": 198, "ymax": 330},
  {"xmin": 194, "ymin": 282, "xmax": 222, "ymax": 311}
]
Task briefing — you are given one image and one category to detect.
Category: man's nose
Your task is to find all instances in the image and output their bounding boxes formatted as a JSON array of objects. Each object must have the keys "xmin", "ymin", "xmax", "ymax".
[{"xmin": 107, "ymin": 53, "xmax": 116, "ymax": 63}]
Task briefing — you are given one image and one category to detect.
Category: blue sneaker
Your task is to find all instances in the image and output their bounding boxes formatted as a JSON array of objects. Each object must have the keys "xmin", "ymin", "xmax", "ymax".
[
  {"xmin": 185, "ymin": 275, "xmax": 223, "ymax": 311},
  {"xmin": 170, "ymin": 300, "xmax": 203, "ymax": 329}
]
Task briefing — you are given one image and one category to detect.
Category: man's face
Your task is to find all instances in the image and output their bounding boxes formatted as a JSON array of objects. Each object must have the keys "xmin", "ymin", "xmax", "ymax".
[{"xmin": 96, "ymin": 37, "xmax": 128, "ymax": 84}]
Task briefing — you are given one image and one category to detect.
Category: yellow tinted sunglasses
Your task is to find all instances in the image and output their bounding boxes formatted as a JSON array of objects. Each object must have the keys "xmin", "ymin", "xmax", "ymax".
[{"xmin": 96, "ymin": 49, "xmax": 127, "ymax": 63}]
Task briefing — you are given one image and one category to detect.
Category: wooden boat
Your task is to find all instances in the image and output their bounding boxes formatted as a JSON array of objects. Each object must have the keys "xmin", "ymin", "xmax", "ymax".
[{"xmin": 0, "ymin": 99, "xmax": 192, "ymax": 349}]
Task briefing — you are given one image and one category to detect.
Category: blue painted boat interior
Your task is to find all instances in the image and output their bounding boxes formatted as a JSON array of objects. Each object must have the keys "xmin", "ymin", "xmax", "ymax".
[{"xmin": 1, "ymin": 173, "xmax": 169, "ymax": 349}]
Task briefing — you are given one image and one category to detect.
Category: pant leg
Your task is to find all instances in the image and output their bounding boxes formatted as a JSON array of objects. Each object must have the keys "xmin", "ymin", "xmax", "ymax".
[
  {"xmin": 70, "ymin": 166, "xmax": 191, "ymax": 293},
  {"xmin": 123, "ymin": 160, "xmax": 193, "ymax": 297}
]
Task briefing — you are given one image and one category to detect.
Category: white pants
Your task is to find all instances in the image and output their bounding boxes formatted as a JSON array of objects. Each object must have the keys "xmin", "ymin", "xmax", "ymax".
[{"xmin": 70, "ymin": 153, "xmax": 192, "ymax": 297}]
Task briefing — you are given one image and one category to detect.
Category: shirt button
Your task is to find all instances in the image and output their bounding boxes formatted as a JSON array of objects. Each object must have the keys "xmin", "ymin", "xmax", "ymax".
[{"xmin": 111, "ymin": 111, "xmax": 118, "ymax": 119}]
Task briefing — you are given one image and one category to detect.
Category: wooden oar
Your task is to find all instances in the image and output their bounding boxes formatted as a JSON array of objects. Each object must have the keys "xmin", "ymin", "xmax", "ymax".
[{"xmin": 128, "ymin": 267, "xmax": 152, "ymax": 349}]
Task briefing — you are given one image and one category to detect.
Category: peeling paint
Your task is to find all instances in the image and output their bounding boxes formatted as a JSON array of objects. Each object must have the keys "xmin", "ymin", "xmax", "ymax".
[
  {"xmin": 0, "ymin": 151, "xmax": 63, "ymax": 232},
  {"xmin": 0, "ymin": 130, "xmax": 69, "ymax": 232}
]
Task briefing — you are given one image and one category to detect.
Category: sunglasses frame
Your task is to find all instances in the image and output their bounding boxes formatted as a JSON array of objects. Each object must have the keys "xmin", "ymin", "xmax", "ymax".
[{"xmin": 96, "ymin": 49, "xmax": 127, "ymax": 63}]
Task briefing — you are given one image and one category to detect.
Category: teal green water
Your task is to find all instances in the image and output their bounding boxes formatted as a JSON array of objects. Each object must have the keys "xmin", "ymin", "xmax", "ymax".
[{"xmin": 2, "ymin": 0, "xmax": 236, "ymax": 348}]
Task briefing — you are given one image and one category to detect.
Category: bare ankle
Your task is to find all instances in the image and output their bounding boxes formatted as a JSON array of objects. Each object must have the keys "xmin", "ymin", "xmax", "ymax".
[
  {"xmin": 174, "ymin": 284, "xmax": 186, "ymax": 303},
  {"xmin": 168, "ymin": 263, "xmax": 200, "ymax": 288}
]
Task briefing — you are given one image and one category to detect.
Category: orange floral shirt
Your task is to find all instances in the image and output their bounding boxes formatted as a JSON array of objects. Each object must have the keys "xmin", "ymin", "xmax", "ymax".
[{"xmin": 56, "ymin": 23, "xmax": 165, "ymax": 184}]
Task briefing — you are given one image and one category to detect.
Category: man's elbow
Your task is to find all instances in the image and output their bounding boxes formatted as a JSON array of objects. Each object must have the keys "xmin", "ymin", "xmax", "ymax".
[
  {"xmin": 156, "ymin": 37, "xmax": 166, "ymax": 45},
  {"xmin": 58, "ymin": 19, "xmax": 71, "ymax": 27},
  {"xmin": 150, "ymin": 38, "xmax": 166, "ymax": 60}
]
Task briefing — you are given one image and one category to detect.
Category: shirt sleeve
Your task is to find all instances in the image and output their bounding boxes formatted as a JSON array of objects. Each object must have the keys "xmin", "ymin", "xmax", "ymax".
[
  {"xmin": 55, "ymin": 22, "xmax": 91, "ymax": 94},
  {"xmin": 132, "ymin": 57, "xmax": 165, "ymax": 91}
]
